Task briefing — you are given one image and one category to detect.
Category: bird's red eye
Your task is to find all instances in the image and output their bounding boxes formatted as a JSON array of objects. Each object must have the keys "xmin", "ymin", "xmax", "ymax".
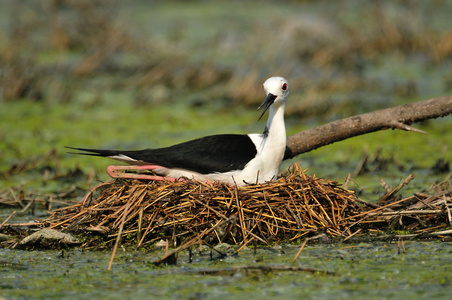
[{"xmin": 282, "ymin": 83, "xmax": 287, "ymax": 91}]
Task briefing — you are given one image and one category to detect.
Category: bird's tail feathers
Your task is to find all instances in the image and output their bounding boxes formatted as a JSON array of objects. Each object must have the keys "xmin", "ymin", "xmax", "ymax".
[{"xmin": 65, "ymin": 146, "xmax": 120, "ymax": 157}]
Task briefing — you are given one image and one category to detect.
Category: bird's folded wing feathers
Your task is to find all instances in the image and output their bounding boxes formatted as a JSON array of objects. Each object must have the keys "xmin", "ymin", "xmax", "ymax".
[{"xmin": 67, "ymin": 134, "xmax": 258, "ymax": 174}]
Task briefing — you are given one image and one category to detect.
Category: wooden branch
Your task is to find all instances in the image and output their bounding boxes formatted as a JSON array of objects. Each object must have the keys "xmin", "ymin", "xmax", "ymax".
[{"xmin": 285, "ymin": 96, "xmax": 452, "ymax": 159}]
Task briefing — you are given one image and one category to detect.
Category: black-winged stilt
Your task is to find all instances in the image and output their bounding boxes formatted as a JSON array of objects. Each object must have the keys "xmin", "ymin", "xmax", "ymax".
[{"xmin": 68, "ymin": 76, "xmax": 290, "ymax": 186}]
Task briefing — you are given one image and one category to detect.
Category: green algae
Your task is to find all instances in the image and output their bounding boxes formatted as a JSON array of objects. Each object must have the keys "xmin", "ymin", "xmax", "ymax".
[{"xmin": 1, "ymin": 242, "xmax": 451, "ymax": 299}]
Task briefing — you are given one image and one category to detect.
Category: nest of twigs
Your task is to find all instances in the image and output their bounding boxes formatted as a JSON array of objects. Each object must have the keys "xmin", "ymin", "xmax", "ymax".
[
  {"xmin": 2, "ymin": 164, "xmax": 451, "ymax": 254},
  {"xmin": 43, "ymin": 165, "xmax": 361, "ymax": 249}
]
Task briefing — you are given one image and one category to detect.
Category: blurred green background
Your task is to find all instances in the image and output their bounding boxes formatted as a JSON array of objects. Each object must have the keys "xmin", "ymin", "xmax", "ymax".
[{"xmin": 0, "ymin": 0, "xmax": 451, "ymax": 199}]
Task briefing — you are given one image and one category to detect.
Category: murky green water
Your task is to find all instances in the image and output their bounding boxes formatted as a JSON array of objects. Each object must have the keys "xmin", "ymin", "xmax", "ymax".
[
  {"xmin": 1, "ymin": 1, "xmax": 451, "ymax": 299},
  {"xmin": 1, "ymin": 241, "xmax": 451, "ymax": 299}
]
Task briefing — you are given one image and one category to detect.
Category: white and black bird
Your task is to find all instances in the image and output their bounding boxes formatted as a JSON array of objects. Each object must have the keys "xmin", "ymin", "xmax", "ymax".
[{"xmin": 68, "ymin": 76, "xmax": 290, "ymax": 186}]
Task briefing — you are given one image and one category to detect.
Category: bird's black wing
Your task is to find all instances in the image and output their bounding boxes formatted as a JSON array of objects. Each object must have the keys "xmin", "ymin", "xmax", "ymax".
[{"xmin": 67, "ymin": 134, "xmax": 258, "ymax": 174}]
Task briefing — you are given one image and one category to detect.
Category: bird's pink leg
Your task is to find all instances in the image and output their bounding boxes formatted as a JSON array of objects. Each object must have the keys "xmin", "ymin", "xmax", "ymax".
[{"xmin": 106, "ymin": 165, "xmax": 178, "ymax": 182}]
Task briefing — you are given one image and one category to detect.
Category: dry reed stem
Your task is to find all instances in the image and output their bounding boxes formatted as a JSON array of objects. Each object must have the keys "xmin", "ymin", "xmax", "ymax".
[
  {"xmin": 0, "ymin": 211, "xmax": 16, "ymax": 229},
  {"xmin": 108, "ymin": 200, "xmax": 131, "ymax": 271},
  {"xmin": 292, "ymin": 239, "xmax": 307, "ymax": 263}
]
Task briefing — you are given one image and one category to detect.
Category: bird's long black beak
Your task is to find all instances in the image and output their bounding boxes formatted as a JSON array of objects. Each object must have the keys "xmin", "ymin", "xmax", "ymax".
[{"xmin": 257, "ymin": 93, "xmax": 277, "ymax": 121}]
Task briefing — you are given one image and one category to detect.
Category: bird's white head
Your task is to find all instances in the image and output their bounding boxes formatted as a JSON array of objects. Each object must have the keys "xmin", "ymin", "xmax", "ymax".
[{"xmin": 258, "ymin": 77, "xmax": 289, "ymax": 121}]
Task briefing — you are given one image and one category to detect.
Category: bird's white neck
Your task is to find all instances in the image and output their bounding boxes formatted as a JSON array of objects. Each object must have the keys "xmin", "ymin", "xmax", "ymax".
[
  {"xmin": 264, "ymin": 102, "xmax": 286, "ymax": 142},
  {"xmin": 239, "ymin": 101, "xmax": 286, "ymax": 184}
]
